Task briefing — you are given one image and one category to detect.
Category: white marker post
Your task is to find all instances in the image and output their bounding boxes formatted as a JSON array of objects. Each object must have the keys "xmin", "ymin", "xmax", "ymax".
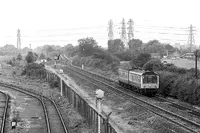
[{"xmin": 95, "ymin": 89, "xmax": 104, "ymax": 133}]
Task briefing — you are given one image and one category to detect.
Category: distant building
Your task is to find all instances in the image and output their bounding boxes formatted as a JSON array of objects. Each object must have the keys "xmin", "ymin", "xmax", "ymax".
[
  {"xmin": 168, "ymin": 50, "xmax": 180, "ymax": 59},
  {"xmin": 150, "ymin": 53, "xmax": 161, "ymax": 59},
  {"xmin": 180, "ymin": 52, "xmax": 195, "ymax": 59}
]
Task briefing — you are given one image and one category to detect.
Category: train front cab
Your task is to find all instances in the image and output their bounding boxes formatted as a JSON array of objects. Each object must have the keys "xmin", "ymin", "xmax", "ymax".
[{"xmin": 140, "ymin": 72, "xmax": 159, "ymax": 96}]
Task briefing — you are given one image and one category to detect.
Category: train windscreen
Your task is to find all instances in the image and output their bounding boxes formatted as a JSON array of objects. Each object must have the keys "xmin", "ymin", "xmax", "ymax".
[{"xmin": 143, "ymin": 75, "xmax": 157, "ymax": 84}]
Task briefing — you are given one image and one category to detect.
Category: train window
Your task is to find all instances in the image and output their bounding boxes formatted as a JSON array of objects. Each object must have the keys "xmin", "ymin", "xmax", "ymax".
[
  {"xmin": 143, "ymin": 75, "xmax": 157, "ymax": 84},
  {"xmin": 130, "ymin": 74, "xmax": 140, "ymax": 83}
]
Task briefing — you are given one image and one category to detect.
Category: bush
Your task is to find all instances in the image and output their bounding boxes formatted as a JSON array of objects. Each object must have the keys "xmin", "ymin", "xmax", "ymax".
[
  {"xmin": 170, "ymin": 75, "xmax": 200, "ymax": 104},
  {"xmin": 25, "ymin": 51, "xmax": 38, "ymax": 63},
  {"xmin": 158, "ymin": 71, "xmax": 178, "ymax": 97},
  {"xmin": 7, "ymin": 58, "xmax": 18, "ymax": 67},
  {"xmin": 113, "ymin": 50, "xmax": 132, "ymax": 61},
  {"xmin": 17, "ymin": 53, "xmax": 22, "ymax": 61},
  {"xmin": 187, "ymin": 68, "xmax": 200, "ymax": 78},
  {"xmin": 22, "ymin": 62, "xmax": 46, "ymax": 76},
  {"xmin": 130, "ymin": 53, "xmax": 151, "ymax": 68},
  {"xmin": 158, "ymin": 70, "xmax": 200, "ymax": 105},
  {"xmin": 143, "ymin": 59, "xmax": 164, "ymax": 71}
]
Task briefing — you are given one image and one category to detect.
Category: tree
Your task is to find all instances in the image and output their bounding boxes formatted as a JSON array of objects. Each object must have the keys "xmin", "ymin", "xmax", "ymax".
[
  {"xmin": 128, "ymin": 39, "xmax": 143, "ymax": 51},
  {"xmin": 39, "ymin": 53, "xmax": 45, "ymax": 59},
  {"xmin": 130, "ymin": 53, "xmax": 151, "ymax": 68},
  {"xmin": 78, "ymin": 37, "xmax": 98, "ymax": 57},
  {"xmin": 17, "ymin": 53, "xmax": 22, "ymax": 61},
  {"xmin": 45, "ymin": 46, "xmax": 55, "ymax": 57},
  {"xmin": 64, "ymin": 44, "xmax": 74, "ymax": 51},
  {"xmin": 25, "ymin": 51, "xmax": 37, "ymax": 63},
  {"xmin": 143, "ymin": 40, "xmax": 166, "ymax": 56},
  {"xmin": 107, "ymin": 39, "xmax": 125, "ymax": 53},
  {"xmin": 165, "ymin": 44, "xmax": 174, "ymax": 51},
  {"xmin": 113, "ymin": 49, "xmax": 132, "ymax": 61},
  {"xmin": 64, "ymin": 44, "xmax": 75, "ymax": 57},
  {"xmin": 33, "ymin": 53, "xmax": 38, "ymax": 61},
  {"xmin": 143, "ymin": 59, "xmax": 164, "ymax": 71}
]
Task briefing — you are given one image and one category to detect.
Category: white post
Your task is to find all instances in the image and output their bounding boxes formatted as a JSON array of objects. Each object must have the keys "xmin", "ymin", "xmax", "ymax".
[
  {"xmin": 95, "ymin": 89, "xmax": 104, "ymax": 133},
  {"xmin": 97, "ymin": 98, "xmax": 102, "ymax": 133},
  {"xmin": 82, "ymin": 64, "xmax": 84, "ymax": 69}
]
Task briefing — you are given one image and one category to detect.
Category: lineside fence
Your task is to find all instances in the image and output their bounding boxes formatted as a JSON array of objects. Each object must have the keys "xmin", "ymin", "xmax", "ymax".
[{"xmin": 28, "ymin": 68, "xmax": 118, "ymax": 133}]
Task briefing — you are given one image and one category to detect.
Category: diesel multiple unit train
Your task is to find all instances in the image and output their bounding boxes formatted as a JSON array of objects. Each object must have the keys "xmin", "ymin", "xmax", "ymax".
[{"xmin": 118, "ymin": 68, "xmax": 159, "ymax": 96}]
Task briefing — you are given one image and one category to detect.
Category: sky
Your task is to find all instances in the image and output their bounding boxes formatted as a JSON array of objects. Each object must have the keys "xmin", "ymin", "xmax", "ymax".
[{"xmin": 0, "ymin": 0, "xmax": 200, "ymax": 49}]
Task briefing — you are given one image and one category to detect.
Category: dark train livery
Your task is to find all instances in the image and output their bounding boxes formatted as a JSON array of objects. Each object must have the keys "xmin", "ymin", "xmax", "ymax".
[{"xmin": 118, "ymin": 68, "xmax": 159, "ymax": 96}]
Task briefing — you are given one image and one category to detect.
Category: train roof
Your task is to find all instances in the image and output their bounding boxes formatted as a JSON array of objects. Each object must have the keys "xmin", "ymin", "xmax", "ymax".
[{"xmin": 119, "ymin": 68, "xmax": 158, "ymax": 75}]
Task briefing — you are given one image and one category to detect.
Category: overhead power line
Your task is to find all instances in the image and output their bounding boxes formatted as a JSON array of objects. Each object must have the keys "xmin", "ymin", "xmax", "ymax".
[{"xmin": 35, "ymin": 25, "xmax": 107, "ymax": 32}]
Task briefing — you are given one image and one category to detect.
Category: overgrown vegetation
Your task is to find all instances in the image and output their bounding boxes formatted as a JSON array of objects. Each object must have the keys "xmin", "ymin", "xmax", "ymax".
[
  {"xmin": 72, "ymin": 37, "xmax": 120, "ymax": 74},
  {"xmin": 33, "ymin": 37, "xmax": 200, "ymax": 105},
  {"xmin": 21, "ymin": 62, "xmax": 46, "ymax": 76},
  {"xmin": 25, "ymin": 51, "xmax": 38, "ymax": 63},
  {"xmin": 7, "ymin": 56, "xmax": 24, "ymax": 67},
  {"xmin": 22, "ymin": 51, "xmax": 59, "ymax": 89},
  {"xmin": 158, "ymin": 71, "xmax": 200, "ymax": 105}
]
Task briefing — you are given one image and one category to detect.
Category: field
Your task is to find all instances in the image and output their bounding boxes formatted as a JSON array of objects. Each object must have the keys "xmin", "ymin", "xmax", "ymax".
[{"xmin": 162, "ymin": 58, "xmax": 200, "ymax": 69}]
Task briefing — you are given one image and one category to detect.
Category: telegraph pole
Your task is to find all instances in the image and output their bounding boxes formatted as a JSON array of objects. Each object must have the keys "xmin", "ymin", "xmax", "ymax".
[
  {"xmin": 120, "ymin": 18, "xmax": 128, "ymax": 48},
  {"xmin": 187, "ymin": 24, "xmax": 195, "ymax": 52},
  {"xmin": 127, "ymin": 19, "xmax": 134, "ymax": 43},
  {"xmin": 108, "ymin": 20, "xmax": 114, "ymax": 40},
  {"xmin": 17, "ymin": 29, "xmax": 21, "ymax": 50}
]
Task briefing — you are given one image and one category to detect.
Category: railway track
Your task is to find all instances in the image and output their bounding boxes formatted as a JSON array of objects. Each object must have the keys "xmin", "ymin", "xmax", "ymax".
[
  {"xmin": 0, "ymin": 83, "xmax": 69, "ymax": 133},
  {"xmin": 72, "ymin": 64, "xmax": 200, "ymax": 120},
  {"xmin": 71, "ymin": 64, "xmax": 200, "ymax": 118},
  {"xmin": 42, "ymin": 96, "xmax": 68, "ymax": 133},
  {"xmin": 63, "ymin": 64, "xmax": 200, "ymax": 133},
  {"xmin": 155, "ymin": 96, "xmax": 200, "ymax": 118},
  {"xmin": 0, "ymin": 91, "xmax": 9, "ymax": 133},
  {"xmin": 68, "ymin": 64, "xmax": 200, "ymax": 117}
]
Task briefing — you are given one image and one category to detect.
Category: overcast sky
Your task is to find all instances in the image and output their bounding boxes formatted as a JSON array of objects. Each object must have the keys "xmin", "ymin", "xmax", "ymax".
[{"xmin": 0, "ymin": 0, "xmax": 199, "ymax": 49}]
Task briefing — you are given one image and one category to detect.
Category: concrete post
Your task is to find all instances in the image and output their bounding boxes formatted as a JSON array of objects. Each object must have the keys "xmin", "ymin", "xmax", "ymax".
[
  {"xmin": 95, "ymin": 89, "xmax": 104, "ymax": 133},
  {"xmin": 97, "ymin": 98, "xmax": 102, "ymax": 133}
]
